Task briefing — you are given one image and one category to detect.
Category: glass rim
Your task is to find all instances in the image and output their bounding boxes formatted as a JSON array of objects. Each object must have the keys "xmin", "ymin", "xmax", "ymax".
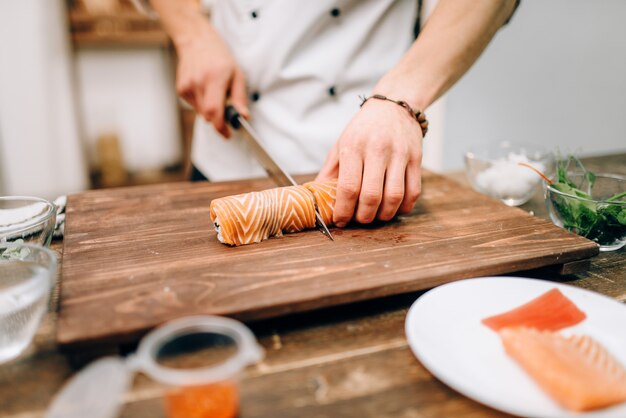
[
  {"xmin": 129, "ymin": 315, "xmax": 264, "ymax": 386},
  {"xmin": 546, "ymin": 172, "xmax": 626, "ymax": 204},
  {"xmin": 0, "ymin": 196, "xmax": 57, "ymax": 235},
  {"xmin": 465, "ymin": 141, "xmax": 553, "ymax": 162}
]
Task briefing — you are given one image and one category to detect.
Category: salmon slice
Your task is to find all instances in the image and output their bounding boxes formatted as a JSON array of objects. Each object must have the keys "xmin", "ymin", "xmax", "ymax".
[
  {"xmin": 482, "ymin": 288, "xmax": 586, "ymax": 332},
  {"xmin": 304, "ymin": 180, "xmax": 337, "ymax": 226},
  {"xmin": 500, "ymin": 327, "xmax": 626, "ymax": 411},
  {"xmin": 209, "ymin": 181, "xmax": 336, "ymax": 246}
]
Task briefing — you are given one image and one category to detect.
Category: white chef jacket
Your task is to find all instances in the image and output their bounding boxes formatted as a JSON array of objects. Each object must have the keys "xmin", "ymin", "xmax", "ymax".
[{"xmin": 137, "ymin": 0, "xmax": 419, "ymax": 181}]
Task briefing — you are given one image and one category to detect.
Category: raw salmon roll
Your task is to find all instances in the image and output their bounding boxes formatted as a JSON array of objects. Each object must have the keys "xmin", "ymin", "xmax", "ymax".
[{"xmin": 210, "ymin": 181, "xmax": 336, "ymax": 246}]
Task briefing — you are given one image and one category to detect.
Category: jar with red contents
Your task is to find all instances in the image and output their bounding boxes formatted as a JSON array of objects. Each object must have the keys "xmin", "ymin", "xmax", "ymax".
[{"xmin": 45, "ymin": 316, "xmax": 264, "ymax": 418}]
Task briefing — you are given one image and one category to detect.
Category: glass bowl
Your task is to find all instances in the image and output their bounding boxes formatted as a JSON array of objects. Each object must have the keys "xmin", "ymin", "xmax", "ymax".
[
  {"xmin": 545, "ymin": 173, "xmax": 625, "ymax": 251},
  {"xmin": 465, "ymin": 142, "xmax": 555, "ymax": 206},
  {"xmin": 0, "ymin": 243, "xmax": 57, "ymax": 363},
  {"xmin": 0, "ymin": 196, "xmax": 56, "ymax": 246}
]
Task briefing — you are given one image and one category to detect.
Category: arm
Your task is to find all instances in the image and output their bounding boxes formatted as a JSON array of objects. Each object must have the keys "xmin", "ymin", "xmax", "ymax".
[
  {"xmin": 317, "ymin": 0, "xmax": 518, "ymax": 227},
  {"xmin": 149, "ymin": 0, "xmax": 249, "ymax": 137},
  {"xmin": 376, "ymin": 0, "xmax": 518, "ymax": 112}
]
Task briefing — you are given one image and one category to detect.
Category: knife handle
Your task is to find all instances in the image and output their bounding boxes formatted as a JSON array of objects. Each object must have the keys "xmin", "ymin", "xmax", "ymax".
[{"xmin": 225, "ymin": 105, "xmax": 242, "ymax": 129}]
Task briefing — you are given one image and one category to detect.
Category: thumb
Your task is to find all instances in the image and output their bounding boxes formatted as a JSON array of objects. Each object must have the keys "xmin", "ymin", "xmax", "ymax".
[
  {"xmin": 316, "ymin": 143, "xmax": 339, "ymax": 181},
  {"xmin": 229, "ymin": 69, "xmax": 250, "ymax": 119}
]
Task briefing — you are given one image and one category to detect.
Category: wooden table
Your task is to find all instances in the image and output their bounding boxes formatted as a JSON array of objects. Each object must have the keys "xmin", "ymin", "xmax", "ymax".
[{"xmin": 1, "ymin": 154, "xmax": 624, "ymax": 418}]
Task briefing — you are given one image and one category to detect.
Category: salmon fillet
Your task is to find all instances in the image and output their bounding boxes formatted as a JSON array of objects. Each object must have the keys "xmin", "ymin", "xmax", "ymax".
[
  {"xmin": 209, "ymin": 181, "xmax": 336, "ymax": 246},
  {"xmin": 500, "ymin": 327, "xmax": 626, "ymax": 412},
  {"xmin": 482, "ymin": 288, "xmax": 586, "ymax": 332}
]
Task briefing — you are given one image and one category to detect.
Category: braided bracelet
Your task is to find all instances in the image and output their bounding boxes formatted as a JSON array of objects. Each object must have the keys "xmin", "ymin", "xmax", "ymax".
[{"xmin": 359, "ymin": 94, "xmax": 429, "ymax": 137}]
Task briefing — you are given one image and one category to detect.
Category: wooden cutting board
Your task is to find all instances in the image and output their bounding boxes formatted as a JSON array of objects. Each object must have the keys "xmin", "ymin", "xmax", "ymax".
[{"xmin": 57, "ymin": 172, "xmax": 599, "ymax": 349}]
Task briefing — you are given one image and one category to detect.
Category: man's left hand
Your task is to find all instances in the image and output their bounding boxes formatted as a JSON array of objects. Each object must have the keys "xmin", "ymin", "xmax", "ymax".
[{"xmin": 316, "ymin": 99, "xmax": 423, "ymax": 227}]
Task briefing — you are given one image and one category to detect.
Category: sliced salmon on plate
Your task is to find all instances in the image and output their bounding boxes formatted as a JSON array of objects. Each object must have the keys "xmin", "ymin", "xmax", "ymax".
[
  {"xmin": 500, "ymin": 327, "xmax": 626, "ymax": 412},
  {"xmin": 405, "ymin": 277, "xmax": 626, "ymax": 417},
  {"xmin": 482, "ymin": 288, "xmax": 586, "ymax": 332}
]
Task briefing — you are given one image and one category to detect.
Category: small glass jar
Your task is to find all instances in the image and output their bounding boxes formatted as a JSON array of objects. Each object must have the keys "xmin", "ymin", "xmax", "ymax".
[
  {"xmin": 45, "ymin": 316, "xmax": 264, "ymax": 418},
  {"xmin": 133, "ymin": 316, "xmax": 263, "ymax": 418},
  {"xmin": 465, "ymin": 142, "xmax": 555, "ymax": 206}
]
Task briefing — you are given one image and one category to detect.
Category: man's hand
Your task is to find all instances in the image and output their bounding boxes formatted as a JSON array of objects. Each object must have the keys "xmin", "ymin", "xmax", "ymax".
[
  {"xmin": 176, "ymin": 27, "xmax": 249, "ymax": 138},
  {"xmin": 149, "ymin": 0, "xmax": 249, "ymax": 138},
  {"xmin": 316, "ymin": 99, "xmax": 423, "ymax": 227},
  {"xmin": 316, "ymin": 0, "xmax": 518, "ymax": 227}
]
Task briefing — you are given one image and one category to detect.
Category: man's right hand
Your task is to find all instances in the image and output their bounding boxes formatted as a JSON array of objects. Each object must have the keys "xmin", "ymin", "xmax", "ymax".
[
  {"xmin": 149, "ymin": 0, "xmax": 249, "ymax": 138},
  {"xmin": 175, "ymin": 25, "xmax": 249, "ymax": 138}
]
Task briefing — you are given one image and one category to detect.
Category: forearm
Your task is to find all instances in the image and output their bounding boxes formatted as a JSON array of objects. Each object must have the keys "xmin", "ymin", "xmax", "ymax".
[
  {"xmin": 376, "ymin": 0, "xmax": 518, "ymax": 111},
  {"xmin": 149, "ymin": 0, "xmax": 213, "ymax": 48}
]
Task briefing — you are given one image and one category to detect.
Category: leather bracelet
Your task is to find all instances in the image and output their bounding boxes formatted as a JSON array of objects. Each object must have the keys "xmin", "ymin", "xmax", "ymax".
[{"xmin": 360, "ymin": 94, "xmax": 429, "ymax": 137}]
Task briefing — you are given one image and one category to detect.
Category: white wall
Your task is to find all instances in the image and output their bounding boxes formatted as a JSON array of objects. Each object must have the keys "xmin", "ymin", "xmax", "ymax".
[
  {"xmin": 0, "ymin": 0, "xmax": 88, "ymax": 199},
  {"xmin": 0, "ymin": 124, "xmax": 4, "ymax": 191},
  {"xmin": 442, "ymin": 0, "xmax": 626, "ymax": 170},
  {"xmin": 75, "ymin": 48, "xmax": 181, "ymax": 172},
  {"xmin": 0, "ymin": 1, "xmax": 182, "ymax": 199}
]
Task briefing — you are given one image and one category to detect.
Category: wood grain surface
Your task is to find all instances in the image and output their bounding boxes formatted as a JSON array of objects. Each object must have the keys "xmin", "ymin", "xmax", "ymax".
[
  {"xmin": 57, "ymin": 171, "xmax": 599, "ymax": 349},
  {"xmin": 1, "ymin": 154, "xmax": 624, "ymax": 418}
]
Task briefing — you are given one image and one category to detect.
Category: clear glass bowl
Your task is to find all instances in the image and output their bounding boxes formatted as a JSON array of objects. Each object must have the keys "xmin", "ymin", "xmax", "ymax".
[
  {"xmin": 545, "ymin": 173, "xmax": 626, "ymax": 251},
  {"xmin": 0, "ymin": 243, "xmax": 57, "ymax": 363},
  {"xmin": 465, "ymin": 142, "xmax": 555, "ymax": 206},
  {"xmin": 0, "ymin": 196, "xmax": 56, "ymax": 246}
]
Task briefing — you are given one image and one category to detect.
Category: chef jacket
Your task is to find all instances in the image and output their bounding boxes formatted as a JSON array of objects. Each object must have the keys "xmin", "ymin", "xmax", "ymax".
[{"xmin": 134, "ymin": 0, "xmax": 418, "ymax": 180}]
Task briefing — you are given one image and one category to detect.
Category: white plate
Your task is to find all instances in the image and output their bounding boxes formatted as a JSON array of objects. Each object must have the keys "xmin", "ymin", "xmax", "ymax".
[{"xmin": 405, "ymin": 277, "xmax": 626, "ymax": 418}]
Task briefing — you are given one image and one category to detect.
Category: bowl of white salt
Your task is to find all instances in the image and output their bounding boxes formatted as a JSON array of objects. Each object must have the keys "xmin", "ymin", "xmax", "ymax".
[
  {"xmin": 0, "ymin": 197, "xmax": 56, "ymax": 246},
  {"xmin": 465, "ymin": 142, "xmax": 554, "ymax": 206}
]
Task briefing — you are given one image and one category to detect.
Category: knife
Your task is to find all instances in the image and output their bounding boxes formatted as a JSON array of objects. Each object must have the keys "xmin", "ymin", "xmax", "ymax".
[{"xmin": 225, "ymin": 105, "xmax": 334, "ymax": 241}]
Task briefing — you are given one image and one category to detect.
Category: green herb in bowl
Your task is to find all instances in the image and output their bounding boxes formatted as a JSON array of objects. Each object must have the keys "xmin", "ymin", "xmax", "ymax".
[{"xmin": 527, "ymin": 156, "xmax": 626, "ymax": 251}]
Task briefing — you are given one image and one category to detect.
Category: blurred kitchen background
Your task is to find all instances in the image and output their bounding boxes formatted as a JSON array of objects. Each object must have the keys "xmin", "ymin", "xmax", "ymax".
[{"xmin": 0, "ymin": 0, "xmax": 624, "ymax": 199}]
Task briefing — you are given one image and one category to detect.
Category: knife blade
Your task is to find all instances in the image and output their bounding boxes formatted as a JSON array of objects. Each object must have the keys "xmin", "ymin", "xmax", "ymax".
[{"xmin": 225, "ymin": 105, "xmax": 334, "ymax": 241}]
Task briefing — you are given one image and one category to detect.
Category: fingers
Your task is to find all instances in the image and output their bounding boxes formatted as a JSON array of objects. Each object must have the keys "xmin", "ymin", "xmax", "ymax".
[
  {"xmin": 355, "ymin": 152, "xmax": 387, "ymax": 224},
  {"xmin": 316, "ymin": 143, "xmax": 339, "ymax": 181},
  {"xmin": 377, "ymin": 158, "xmax": 407, "ymax": 221},
  {"xmin": 230, "ymin": 70, "xmax": 250, "ymax": 119},
  {"xmin": 175, "ymin": 28, "xmax": 246, "ymax": 139},
  {"xmin": 176, "ymin": 76, "xmax": 197, "ymax": 110},
  {"xmin": 398, "ymin": 160, "xmax": 422, "ymax": 214},
  {"xmin": 179, "ymin": 65, "xmax": 242, "ymax": 139},
  {"xmin": 200, "ymin": 75, "xmax": 230, "ymax": 138},
  {"xmin": 331, "ymin": 144, "xmax": 420, "ymax": 225},
  {"xmin": 324, "ymin": 97, "xmax": 424, "ymax": 226},
  {"xmin": 333, "ymin": 151, "xmax": 363, "ymax": 228},
  {"xmin": 179, "ymin": 94, "xmax": 196, "ymax": 111}
]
